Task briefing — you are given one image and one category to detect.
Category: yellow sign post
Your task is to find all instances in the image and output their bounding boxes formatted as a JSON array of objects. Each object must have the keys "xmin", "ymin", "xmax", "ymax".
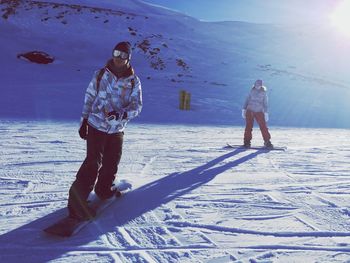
[{"xmin": 179, "ymin": 90, "xmax": 191, "ymax": 110}]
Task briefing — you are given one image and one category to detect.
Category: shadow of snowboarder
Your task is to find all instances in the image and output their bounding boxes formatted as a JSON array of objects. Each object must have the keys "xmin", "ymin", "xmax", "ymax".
[{"xmin": 0, "ymin": 148, "xmax": 265, "ymax": 262}]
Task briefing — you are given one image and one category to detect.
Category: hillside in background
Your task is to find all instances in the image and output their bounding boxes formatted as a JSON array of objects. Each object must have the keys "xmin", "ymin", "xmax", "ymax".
[
  {"xmin": 1, "ymin": 0, "xmax": 350, "ymax": 127},
  {"xmin": 1, "ymin": 2, "xmax": 350, "ymax": 262}
]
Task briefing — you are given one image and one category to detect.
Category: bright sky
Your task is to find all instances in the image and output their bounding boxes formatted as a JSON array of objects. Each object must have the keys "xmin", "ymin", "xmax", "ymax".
[{"xmin": 143, "ymin": 0, "xmax": 340, "ymax": 25}]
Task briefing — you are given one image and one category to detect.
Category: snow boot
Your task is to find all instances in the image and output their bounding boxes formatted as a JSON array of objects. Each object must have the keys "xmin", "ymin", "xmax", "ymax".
[
  {"xmin": 68, "ymin": 201, "xmax": 96, "ymax": 221},
  {"xmin": 243, "ymin": 140, "xmax": 251, "ymax": 148},
  {"xmin": 264, "ymin": 140, "xmax": 273, "ymax": 148}
]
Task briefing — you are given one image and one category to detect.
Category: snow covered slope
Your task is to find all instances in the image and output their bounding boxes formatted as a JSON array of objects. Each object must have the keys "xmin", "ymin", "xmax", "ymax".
[
  {"xmin": 0, "ymin": 121, "xmax": 349, "ymax": 262},
  {"xmin": 1, "ymin": 0, "xmax": 350, "ymax": 127},
  {"xmin": 1, "ymin": 2, "xmax": 349, "ymax": 262}
]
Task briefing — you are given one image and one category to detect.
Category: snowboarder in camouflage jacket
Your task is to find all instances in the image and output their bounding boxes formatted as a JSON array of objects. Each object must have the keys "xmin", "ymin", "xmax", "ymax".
[{"xmin": 67, "ymin": 41, "xmax": 142, "ymax": 220}]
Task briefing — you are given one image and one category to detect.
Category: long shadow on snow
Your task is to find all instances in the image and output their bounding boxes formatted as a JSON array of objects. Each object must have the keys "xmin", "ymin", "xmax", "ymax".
[{"xmin": 0, "ymin": 148, "xmax": 266, "ymax": 262}]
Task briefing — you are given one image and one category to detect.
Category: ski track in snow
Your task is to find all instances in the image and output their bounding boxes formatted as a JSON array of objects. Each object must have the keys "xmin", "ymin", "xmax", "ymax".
[{"xmin": 0, "ymin": 121, "xmax": 350, "ymax": 262}]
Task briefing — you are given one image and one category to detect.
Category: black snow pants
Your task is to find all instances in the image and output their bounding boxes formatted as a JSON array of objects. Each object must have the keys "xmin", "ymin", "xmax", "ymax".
[{"xmin": 68, "ymin": 124, "xmax": 123, "ymax": 218}]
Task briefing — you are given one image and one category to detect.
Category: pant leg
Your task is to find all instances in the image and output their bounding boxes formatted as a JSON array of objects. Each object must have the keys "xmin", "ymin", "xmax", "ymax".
[
  {"xmin": 68, "ymin": 125, "xmax": 106, "ymax": 215},
  {"xmin": 94, "ymin": 132, "xmax": 124, "ymax": 199},
  {"xmin": 244, "ymin": 110, "xmax": 254, "ymax": 143},
  {"xmin": 255, "ymin": 112, "xmax": 271, "ymax": 142}
]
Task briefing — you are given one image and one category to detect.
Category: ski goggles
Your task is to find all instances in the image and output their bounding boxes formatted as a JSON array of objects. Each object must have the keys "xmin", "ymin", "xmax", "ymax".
[{"xmin": 113, "ymin": 50, "xmax": 129, "ymax": 60}]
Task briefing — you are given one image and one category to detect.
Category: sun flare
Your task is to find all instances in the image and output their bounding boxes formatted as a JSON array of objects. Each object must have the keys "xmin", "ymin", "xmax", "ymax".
[{"xmin": 330, "ymin": 1, "xmax": 350, "ymax": 37}]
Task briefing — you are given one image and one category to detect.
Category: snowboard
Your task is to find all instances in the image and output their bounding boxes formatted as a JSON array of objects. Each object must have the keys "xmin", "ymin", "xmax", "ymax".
[
  {"xmin": 226, "ymin": 143, "xmax": 286, "ymax": 151},
  {"xmin": 44, "ymin": 179, "xmax": 132, "ymax": 237}
]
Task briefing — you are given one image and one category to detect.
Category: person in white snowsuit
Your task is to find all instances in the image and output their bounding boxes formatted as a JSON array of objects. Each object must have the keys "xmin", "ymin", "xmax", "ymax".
[
  {"xmin": 242, "ymin": 79, "xmax": 272, "ymax": 148},
  {"xmin": 68, "ymin": 41, "xmax": 142, "ymax": 220}
]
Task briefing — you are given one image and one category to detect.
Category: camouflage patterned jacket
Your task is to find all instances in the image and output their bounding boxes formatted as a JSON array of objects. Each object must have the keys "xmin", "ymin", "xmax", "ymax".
[{"xmin": 81, "ymin": 64, "xmax": 142, "ymax": 134}]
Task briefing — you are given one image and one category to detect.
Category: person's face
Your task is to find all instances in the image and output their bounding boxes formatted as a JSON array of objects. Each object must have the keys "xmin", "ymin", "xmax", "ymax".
[
  {"xmin": 112, "ymin": 50, "xmax": 129, "ymax": 67},
  {"xmin": 113, "ymin": 56, "xmax": 128, "ymax": 67}
]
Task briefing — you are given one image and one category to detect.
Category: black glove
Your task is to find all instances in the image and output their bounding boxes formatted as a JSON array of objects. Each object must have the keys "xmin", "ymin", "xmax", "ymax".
[
  {"xmin": 122, "ymin": 111, "xmax": 128, "ymax": 120},
  {"xmin": 79, "ymin": 118, "xmax": 88, "ymax": 140}
]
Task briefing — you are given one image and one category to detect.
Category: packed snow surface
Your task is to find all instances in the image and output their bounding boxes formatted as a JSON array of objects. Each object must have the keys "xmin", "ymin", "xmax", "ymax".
[{"xmin": 0, "ymin": 121, "xmax": 349, "ymax": 262}]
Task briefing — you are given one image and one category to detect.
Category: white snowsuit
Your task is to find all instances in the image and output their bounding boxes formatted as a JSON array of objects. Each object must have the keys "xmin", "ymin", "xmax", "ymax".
[{"xmin": 243, "ymin": 86, "xmax": 268, "ymax": 113}]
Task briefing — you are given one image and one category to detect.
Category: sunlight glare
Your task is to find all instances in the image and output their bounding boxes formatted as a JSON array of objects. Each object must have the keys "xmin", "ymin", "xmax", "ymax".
[{"xmin": 330, "ymin": 1, "xmax": 350, "ymax": 37}]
